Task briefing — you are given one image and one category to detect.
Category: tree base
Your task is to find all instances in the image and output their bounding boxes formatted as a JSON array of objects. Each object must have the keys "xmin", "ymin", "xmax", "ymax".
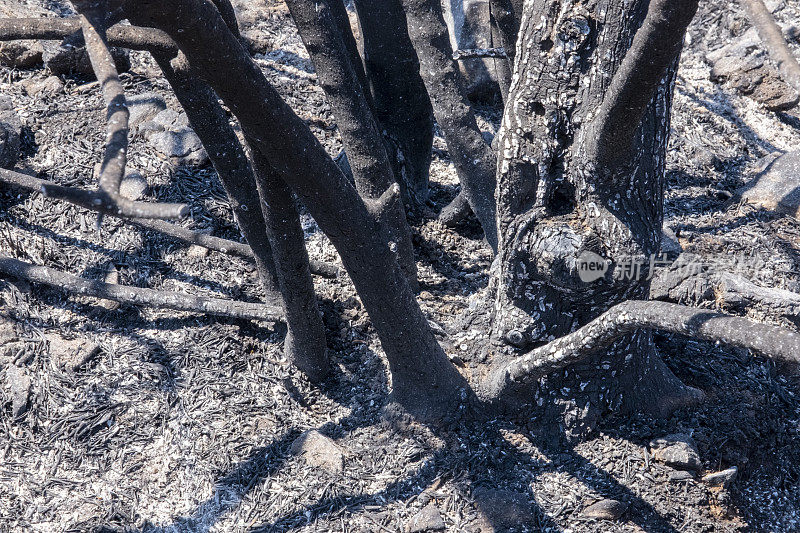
[{"xmin": 484, "ymin": 329, "xmax": 704, "ymax": 444}]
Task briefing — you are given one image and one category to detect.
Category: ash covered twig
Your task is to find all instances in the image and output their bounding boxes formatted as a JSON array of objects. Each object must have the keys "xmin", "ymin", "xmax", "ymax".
[
  {"xmin": 486, "ymin": 300, "xmax": 800, "ymax": 397},
  {"xmin": 0, "ymin": 255, "xmax": 284, "ymax": 322},
  {"xmin": 452, "ymin": 47, "xmax": 507, "ymax": 60},
  {"xmin": 739, "ymin": 0, "xmax": 800, "ymax": 96},
  {"xmin": 0, "ymin": 168, "xmax": 338, "ymax": 277},
  {"xmin": 0, "ymin": 18, "xmax": 177, "ymax": 55},
  {"xmin": 76, "ymin": 8, "xmax": 128, "ymax": 197}
]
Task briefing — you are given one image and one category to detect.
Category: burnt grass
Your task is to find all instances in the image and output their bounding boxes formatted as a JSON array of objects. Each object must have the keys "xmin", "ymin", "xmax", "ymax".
[{"xmin": 1, "ymin": 0, "xmax": 800, "ymax": 531}]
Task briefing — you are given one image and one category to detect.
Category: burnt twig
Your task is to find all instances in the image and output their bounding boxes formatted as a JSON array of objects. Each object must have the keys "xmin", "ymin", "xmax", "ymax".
[
  {"xmin": 452, "ymin": 47, "xmax": 507, "ymax": 60},
  {"xmin": 0, "ymin": 18, "xmax": 177, "ymax": 55},
  {"xmin": 0, "ymin": 168, "xmax": 338, "ymax": 277},
  {"xmin": 76, "ymin": 9, "xmax": 128, "ymax": 197},
  {"xmin": 0, "ymin": 256, "xmax": 284, "ymax": 322}
]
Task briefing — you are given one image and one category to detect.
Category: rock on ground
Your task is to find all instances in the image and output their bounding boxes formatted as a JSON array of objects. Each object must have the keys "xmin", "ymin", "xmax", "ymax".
[
  {"xmin": 127, "ymin": 92, "xmax": 167, "ymax": 129},
  {"xmin": 0, "ymin": 40, "xmax": 44, "ymax": 69},
  {"xmin": 48, "ymin": 336, "xmax": 101, "ymax": 373},
  {"xmin": 5, "ymin": 364, "xmax": 31, "ymax": 420},
  {"xmin": 406, "ymin": 504, "xmax": 446, "ymax": 532},
  {"xmin": 289, "ymin": 430, "xmax": 344, "ymax": 473},
  {"xmin": 139, "ymin": 108, "xmax": 208, "ymax": 166},
  {"xmin": 650, "ymin": 433, "xmax": 702, "ymax": 471},
  {"xmin": 581, "ymin": 498, "xmax": 629, "ymax": 520},
  {"xmin": 706, "ymin": 26, "xmax": 800, "ymax": 111},
  {"xmin": 702, "ymin": 466, "xmax": 738, "ymax": 488},
  {"xmin": 739, "ymin": 151, "xmax": 800, "ymax": 219},
  {"xmin": 0, "ymin": 95, "xmax": 21, "ymax": 169},
  {"xmin": 20, "ymin": 75, "xmax": 64, "ymax": 97}
]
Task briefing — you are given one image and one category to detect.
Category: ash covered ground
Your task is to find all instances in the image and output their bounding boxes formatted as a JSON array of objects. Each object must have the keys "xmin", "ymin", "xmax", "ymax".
[{"xmin": 1, "ymin": 0, "xmax": 800, "ymax": 531}]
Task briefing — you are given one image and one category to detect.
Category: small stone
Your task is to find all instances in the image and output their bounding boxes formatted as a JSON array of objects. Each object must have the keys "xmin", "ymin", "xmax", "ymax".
[
  {"xmin": 739, "ymin": 151, "xmax": 800, "ymax": 219},
  {"xmin": 5, "ymin": 364, "xmax": 31, "ymax": 420},
  {"xmin": 0, "ymin": 40, "xmax": 44, "ymax": 68},
  {"xmin": 152, "ymin": 108, "xmax": 190, "ymax": 130},
  {"xmin": 289, "ymin": 430, "xmax": 344, "ymax": 473},
  {"xmin": 43, "ymin": 41, "xmax": 130, "ymax": 78},
  {"xmin": 702, "ymin": 467, "xmax": 738, "ymax": 488},
  {"xmin": 407, "ymin": 504, "xmax": 445, "ymax": 532},
  {"xmin": 49, "ymin": 336, "xmax": 101, "ymax": 372},
  {"xmin": 0, "ymin": 95, "xmax": 21, "ymax": 169},
  {"xmin": 650, "ymin": 433, "xmax": 701, "ymax": 471},
  {"xmin": 473, "ymin": 488, "xmax": 536, "ymax": 531},
  {"xmin": 119, "ymin": 171, "xmax": 148, "ymax": 201},
  {"xmin": 0, "ymin": 317, "xmax": 18, "ymax": 345},
  {"xmin": 187, "ymin": 245, "xmax": 210, "ymax": 259},
  {"xmin": 582, "ymin": 498, "xmax": 628, "ymax": 520},
  {"xmin": 668, "ymin": 470, "xmax": 695, "ymax": 482},
  {"xmin": 751, "ymin": 73, "xmax": 800, "ymax": 111},
  {"xmin": 147, "ymin": 127, "xmax": 208, "ymax": 166},
  {"xmin": 21, "ymin": 75, "xmax": 64, "ymax": 97},
  {"xmin": 127, "ymin": 92, "xmax": 167, "ymax": 129}
]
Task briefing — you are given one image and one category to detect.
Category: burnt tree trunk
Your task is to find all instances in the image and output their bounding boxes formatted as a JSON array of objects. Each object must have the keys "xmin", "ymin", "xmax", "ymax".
[
  {"xmin": 352, "ymin": 0, "xmax": 435, "ymax": 210},
  {"xmin": 489, "ymin": 0, "xmax": 703, "ymax": 438},
  {"xmin": 131, "ymin": 0, "xmax": 470, "ymax": 420},
  {"xmin": 285, "ymin": 0, "xmax": 418, "ymax": 290},
  {"xmin": 401, "ymin": 0, "xmax": 499, "ymax": 251},
  {"xmin": 148, "ymin": 48, "xmax": 329, "ymax": 379}
]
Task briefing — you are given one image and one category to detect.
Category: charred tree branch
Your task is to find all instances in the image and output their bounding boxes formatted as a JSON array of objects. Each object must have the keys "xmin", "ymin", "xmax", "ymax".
[
  {"xmin": 76, "ymin": 8, "xmax": 129, "ymax": 197},
  {"xmin": 0, "ymin": 256, "xmax": 284, "ymax": 323},
  {"xmin": 585, "ymin": 0, "xmax": 699, "ymax": 168},
  {"xmin": 285, "ymin": 0, "xmax": 418, "ymax": 289},
  {"xmin": 486, "ymin": 300, "xmax": 800, "ymax": 398},
  {"xmin": 0, "ymin": 168, "xmax": 337, "ymax": 277},
  {"xmin": 452, "ymin": 47, "xmax": 507, "ymax": 60},
  {"xmin": 0, "ymin": 18, "xmax": 177, "ymax": 55},
  {"xmin": 130, "ymin": 0, "xmax": 470, "ymax": 419},
  {"xmin": 400, "ymin": 0, "xmax": 499, "ymax": 252}
]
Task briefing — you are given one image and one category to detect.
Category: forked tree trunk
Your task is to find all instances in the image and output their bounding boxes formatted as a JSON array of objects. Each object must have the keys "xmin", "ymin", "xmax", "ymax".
[
  {"xmin": 129, "ymin": 0, "xmax": 470, "ymax": 420},
  {"xmin": 489, "ymin": 0, "xmax": 702, "ymax": 438}
]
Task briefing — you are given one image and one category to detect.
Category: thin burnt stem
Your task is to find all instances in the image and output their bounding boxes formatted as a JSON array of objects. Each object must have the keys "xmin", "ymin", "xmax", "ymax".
[{"xmin": 0, "ymin": 256, "xmax": 284, "ymax": 323}]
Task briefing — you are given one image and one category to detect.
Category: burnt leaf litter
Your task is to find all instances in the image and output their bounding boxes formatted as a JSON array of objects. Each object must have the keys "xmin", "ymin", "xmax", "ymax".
[{"xmin": 1, "ymin": 0, "xmax": 800, "ymax": 531}]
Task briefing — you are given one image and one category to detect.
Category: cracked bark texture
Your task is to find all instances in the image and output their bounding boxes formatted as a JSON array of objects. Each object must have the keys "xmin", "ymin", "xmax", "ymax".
[{"xmin": 489, "ymin": 0, "xmax": 700, "ymax": 438}]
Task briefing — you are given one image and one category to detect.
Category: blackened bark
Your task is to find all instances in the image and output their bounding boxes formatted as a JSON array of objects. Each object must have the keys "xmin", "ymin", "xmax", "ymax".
[
  {"xmin": 400, "ymin": 0, "xmax": 499, "ymax": 252},
  {"xmin": 131, "ymin": 0, "xmax": 469, "ymax": 419},
  {"xmin": 285, "ymin": 0, "xmax": 418, "ymax": 290},
  {"xmin": 151, "ymin": 52, "xmax": 282, "ymax": 300},
  {"xmin": 210, "ymin": 0, "xmax": 241, "ymax": 39},
  {"xmin": 150, "ymin": 50, "xmax": 330, "ymax": 381},
  {"xmin": 352, "ymin": 0, "xmax": 434, "ymax": 209},
  {"xmin": 0, "ymin": 256, "xmax": 284, "ymax": 323},
  {"xmin": 249, "ymin": 150, "xmax": 330, "ymax": 382},
  {"xmin": 490, "ymin": 0, "xmax": 700, "ymax": 436},
  {"xmin": 488, "ymin": 0, "xmax": 521, "ymax": 63},
  {"xmin": 0, "ymin": 18, "xmax": 177, "ymax": 55},
  {"xmin": 326, "ymin": 0, "xmax": 371, "ymax": 105}
]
